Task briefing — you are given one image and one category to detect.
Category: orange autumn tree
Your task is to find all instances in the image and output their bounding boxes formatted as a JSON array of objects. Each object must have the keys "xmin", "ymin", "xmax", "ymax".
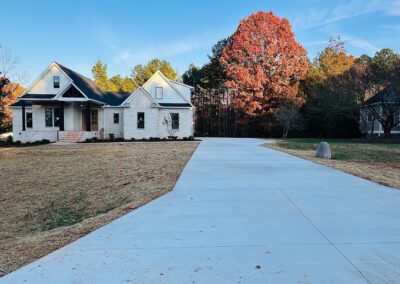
[
  {"xmin": 0, "ymin": 74, "xmax": 24, "ymax": 132},
  {"xmin": 220, "ymin": 11, "xmax": 308, "ymax": 119}
]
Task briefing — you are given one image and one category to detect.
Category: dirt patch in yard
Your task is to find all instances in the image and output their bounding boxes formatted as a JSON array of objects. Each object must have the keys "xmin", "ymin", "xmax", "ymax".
[
  {"xmin": 0, "ymin": 142, "xmax": 198, "ymax": 275},
  {"xmin": 265, "ymin": 140, "xmax": 400, "ymax": 189}
]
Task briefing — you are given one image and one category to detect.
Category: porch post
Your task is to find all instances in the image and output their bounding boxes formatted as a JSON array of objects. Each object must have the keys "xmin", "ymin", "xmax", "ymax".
[
  {"xmin": 85, "ymin": 101, "xmax": 91, "ymax": 131},
  {"xmin": 59, "ymin": 101, "xmax": 65, "ymax": 131},
  {"xmin": 22, "ymin": 100, "xmax": 26, "ymax": 131}
]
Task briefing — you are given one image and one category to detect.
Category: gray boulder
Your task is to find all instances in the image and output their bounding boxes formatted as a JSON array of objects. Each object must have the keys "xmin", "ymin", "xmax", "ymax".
[{"xmin": 316, "ymin": 142, "xmax": 331, "ymax": 159}]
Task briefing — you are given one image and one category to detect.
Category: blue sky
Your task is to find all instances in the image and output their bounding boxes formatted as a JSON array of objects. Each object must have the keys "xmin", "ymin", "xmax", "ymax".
[{"xmin": 2, "ymin": 0, "xmax": 400, "ymax": 84}]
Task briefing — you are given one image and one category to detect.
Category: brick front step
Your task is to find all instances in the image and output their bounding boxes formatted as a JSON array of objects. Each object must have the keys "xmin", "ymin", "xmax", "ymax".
[{"xmin": 59, "ymin": 131, "xmax": 85, "ymax": 143}]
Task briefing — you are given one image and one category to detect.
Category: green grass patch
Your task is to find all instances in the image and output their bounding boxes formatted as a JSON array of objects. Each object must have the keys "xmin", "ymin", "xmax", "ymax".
[
  {"xmin": 96, "ymin": 197, "xmax": 130, "ymax": 215},
  {"xmin": 275, "ymin": 138, "xmax": 400, "ymax": 164},
  {"xmin": 331, "ymin": 152, "xmax": 351, "ymax": 160},
  {"xmin": 40, "ymin": 207, "xmax": 84, "ymax": 231}
]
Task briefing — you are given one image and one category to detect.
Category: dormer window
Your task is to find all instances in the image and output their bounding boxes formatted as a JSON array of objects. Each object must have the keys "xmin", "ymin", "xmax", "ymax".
[
  {"xmin": 53, "ymin": 76, "xmax": 60, "ymax": 88},
  {"xmin": 155, "ymin": 87, "xmax": 163, "ymax": 99}
]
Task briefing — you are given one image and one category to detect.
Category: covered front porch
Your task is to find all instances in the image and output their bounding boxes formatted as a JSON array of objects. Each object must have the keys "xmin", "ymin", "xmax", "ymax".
[{"xmin": 16, "ymin": 99, "xmax": 104, "ymax": 142}]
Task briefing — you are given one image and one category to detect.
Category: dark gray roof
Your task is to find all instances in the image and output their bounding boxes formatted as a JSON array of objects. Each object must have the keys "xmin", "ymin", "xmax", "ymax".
[
  {"xmin": 57, "ymin": 63, "xmax": 130, "ymax": 106},
  {"xmin": 365, "ymin": 86, "xmax": 400, "ymax": 105},
  {"xmin": 10, "ymin": 101, "xmax": 33, "ymax": 107},
  {"xmin": 159, "ymin": 103, "xmax": 192, "ymax": 107},
  {"xmin": 22, "ymin": 94, "xmax": 56, "ymax": 99}
]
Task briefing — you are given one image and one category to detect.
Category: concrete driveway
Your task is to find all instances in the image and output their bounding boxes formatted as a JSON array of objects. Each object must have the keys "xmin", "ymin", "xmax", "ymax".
[{"xmin": 2, "ymin": 138, "xmax": 400, "ymax": 283}]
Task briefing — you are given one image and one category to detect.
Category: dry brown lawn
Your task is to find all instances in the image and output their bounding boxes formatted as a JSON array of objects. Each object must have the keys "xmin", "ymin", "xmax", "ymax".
[
  {"xmin": 265, "ymin": 139, "xmax": 400, "ymax": 189},
  {"xmin": 0, "ymin": 142, "xmax": 198, "ymax": 275}
]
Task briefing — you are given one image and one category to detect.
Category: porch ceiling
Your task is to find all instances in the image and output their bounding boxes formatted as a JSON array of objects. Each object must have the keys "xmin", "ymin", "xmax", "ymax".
[{"xmin": 21, "ymin": 94, "xmax": 56, "ymax": 99}]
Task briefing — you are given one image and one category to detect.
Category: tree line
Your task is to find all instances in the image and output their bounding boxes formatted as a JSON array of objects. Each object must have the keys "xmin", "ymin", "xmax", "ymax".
[
  {"xmin": 1, "ymin": 10, "xmax": 399, "ymax": 138},
  {"xmin": 183, "ymin": 11, "xmax": 400, "ymax": 138},
  {"xmin": 91, "ymin": 58, "xmax": 178, "ymax": 93}
]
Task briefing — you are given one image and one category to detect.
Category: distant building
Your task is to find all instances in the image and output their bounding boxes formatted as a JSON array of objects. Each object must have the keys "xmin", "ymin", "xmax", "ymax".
[{"xmin": 360, "ymin": 86, "xmax": 400, "ymax": 136}]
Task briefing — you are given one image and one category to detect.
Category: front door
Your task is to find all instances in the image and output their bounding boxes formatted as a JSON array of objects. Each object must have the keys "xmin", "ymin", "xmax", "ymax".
[{"xmin": 82, "ymin": 110, "xmax": 98, "ymax": 131}]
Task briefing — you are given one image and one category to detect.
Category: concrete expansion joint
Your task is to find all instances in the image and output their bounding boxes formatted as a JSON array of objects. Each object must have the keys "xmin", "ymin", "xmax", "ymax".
[{"xmin": 278, "ymin": 188, "xmax": 373, "ymax": 284}]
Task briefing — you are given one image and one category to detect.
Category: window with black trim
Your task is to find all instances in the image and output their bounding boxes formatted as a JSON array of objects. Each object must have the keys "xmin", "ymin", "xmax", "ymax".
[
  {"xmin": 395, "ymin": 113, "xmax": 400, "ymax": 125},
  {"xmin": 91, "ymin": 110, "xmax": 98, "ymax": 125},
  {"xmin": 137, "ymin": 112, "xmax": 145, "ymax": 129},
  {"xmin": 45, "ymin": 107, "xmax": 60, "ymax": 127},
  {"xmin": 114, "ymin": 113, "xmax": 119, "ymax": 124},
  {"xmin": 155, "ymin": 87, "xmax": 163, "ymax": 99},
  {"xmin": 26, "ymin": 112, "xmax": 33, "ymax": 128},
  {"xmin": 54, "ymin": 108, "xmax": 61, "ymax": 127},
  {"xmin": 45, "ymin": 108, "xmax": 53, "ymax": 127},
  {"xmin": 171, "ymin": 113, "xmax": 179, "ymax": 129},
  {"xmin": 53, "ymin": 76, "xmax": 60, "ymax": 88}
]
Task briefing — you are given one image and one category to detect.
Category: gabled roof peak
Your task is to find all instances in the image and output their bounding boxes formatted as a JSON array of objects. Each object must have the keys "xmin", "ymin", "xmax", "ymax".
[{"xmin": 20, "ymin": 62, "xmax": 130, "ymax": 106}]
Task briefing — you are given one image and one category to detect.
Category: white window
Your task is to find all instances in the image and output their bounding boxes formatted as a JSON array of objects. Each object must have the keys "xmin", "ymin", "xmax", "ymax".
[
  {"xmin": 394, "ymin": 113, "xmax": 400, "ymax": 125},
  {"xmin": 367, "ymin": 112, "xmax": 373, "ymax": 122},
  {"xmin": 45, "ymin": 107, "xmax": 61, "ymax": 127},
  {"xmin": 53, "ymin": 76, "xmax": 60, "ymax": 88},
  {"xmin": 155, "ymin": 87, "xmax": 163, "ymax": 99}
]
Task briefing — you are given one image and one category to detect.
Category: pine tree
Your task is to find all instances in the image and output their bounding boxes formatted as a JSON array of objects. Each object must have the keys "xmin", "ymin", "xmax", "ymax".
[
  {"xmin": 131, "ymin": 59, "xmax": 177, "ymax": 86},
  {"xmin": 92, "ymin": 60, "xmax": 110, "ymax": 91}
]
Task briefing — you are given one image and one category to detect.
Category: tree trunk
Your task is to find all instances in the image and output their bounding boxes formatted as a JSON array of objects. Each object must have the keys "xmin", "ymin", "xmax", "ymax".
[
  {"xmin": 370, "ymin": 118, "xmax": 375, "ymax": 137},
  {"xmin": 233, "ymin": 112, "xmax": 238, "ymax": 137},
  {"xmin": 283, "ymin": 127, "xmax": 289, "ymax": 139},
  {"xmin": 383, "ymin": 126, "xmax": 392, "ymax": 139}
]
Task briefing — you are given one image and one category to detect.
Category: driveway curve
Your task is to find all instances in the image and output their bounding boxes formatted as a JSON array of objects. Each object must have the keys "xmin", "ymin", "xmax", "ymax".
[{"xmin": 2, "ymin": 138, "xmax": 400, "ymax": 283}]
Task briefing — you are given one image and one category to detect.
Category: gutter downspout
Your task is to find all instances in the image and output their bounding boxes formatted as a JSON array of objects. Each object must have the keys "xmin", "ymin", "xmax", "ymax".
[{"xmin": 102, "ymin": 106, "xmax": 106, "ymax": 139}]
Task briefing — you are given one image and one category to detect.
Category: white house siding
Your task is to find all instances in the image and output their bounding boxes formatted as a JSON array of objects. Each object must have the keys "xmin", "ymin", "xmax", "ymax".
[
  {"xmin": 169, "ymin": 81, "xmax": 192, "ymax": 103},
  {"xmin": 143, "ymin": 72, "xmax": 187, "ymax": 104},
  {"xmin": 29, "ymin": 65, "xmax": 70, "ymax": 94},
  {"xmin": 11, "ymin": 103, "xmax": 104, "ymax": 142},
  {"xmin": 123, "ymin": 90, "xmax": 159, "ymax": 139},
  {"xmin": 158, "ymin": 108, "xmax": 194, "ymax": 138},
  {"xmin": 12, "ymin": 107, "xmax": 24, "ymax": 141},
  {"xmin": 65, "ymin": 103, "xmax": 103, "ymax": 132},
  {"xmin": 63, "ymin": 103, "xmax": 74, "ymax": 131},
  {"xmin": 32, "ymin": 104, "xmax": 59, "ymax": 132},
  {"xmin": 97, "ymin": 108, "xmax": 104, "ymax": 133},
  {"xmin": 360, "ymin": 108, "xmax": 400, "ymax": 135},
  {"xmin": 104, "ymin": 108, "xmax": 124, "ymax": 138},
  {"xmin": 13, "ymin": 130, "xmax": 58, "ymax": 143},
  {"xmin": 12, "ymin": 106, "xmax": 58, "ymax": 142},
  {"xmin": 72, "ymin": 103, "xmax": 82, "ymax": 130}
]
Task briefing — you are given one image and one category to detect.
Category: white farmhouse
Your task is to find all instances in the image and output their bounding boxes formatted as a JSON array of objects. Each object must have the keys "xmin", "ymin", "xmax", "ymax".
[{"xmin": 11, "ymin": 62, "xmax": 195, "ymax": 142}]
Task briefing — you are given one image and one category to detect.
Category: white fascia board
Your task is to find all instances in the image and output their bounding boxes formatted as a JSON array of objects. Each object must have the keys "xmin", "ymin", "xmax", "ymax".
[
  {"xmin": 104, "ymin": 105, "xmax": 130, "ymax": 108},
  {"xmin": 120, "ymin": 87, "xmax": 160, "ymax": 106},
  {"xmin": 151, "ymin": 106, "xmax": 195, "ymax": 110},
  {"xmin": 54, "ymin": 82, "xmax": 74, "ymax": 99},
  {"xmin": 169, "ymin": 79, "xmax": 194, "ymax": 89},
  {"xmin": 143, "ymin": 70, "xmax": 194, "ymax": 107},
  {"xmin": 120, "ymin": 87, "xmax": 140, "ymax": 105},
  {"xmin": 20, "ymin": 62, "xmax": 74, "ymax": 99},
  {"xmin": 19, "ymin": 62, "xmax": 59, "ymax": 98}
]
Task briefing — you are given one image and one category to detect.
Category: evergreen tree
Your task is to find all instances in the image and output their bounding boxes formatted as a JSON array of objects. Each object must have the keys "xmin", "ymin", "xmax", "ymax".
[
  {"xmin": 109, "ymin": 75, "xmax": 137, "ymax": 92},
  {"xmin": 301, "ymin": 36, "xmax": 357, "ymax": 137},
  {"xmin": 92, "ymin": 60, "xmax": 111, "ymax": 91},
  {"xmin": 131, "ymin": 59, "xmax": 177, "ymax": 86}
]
